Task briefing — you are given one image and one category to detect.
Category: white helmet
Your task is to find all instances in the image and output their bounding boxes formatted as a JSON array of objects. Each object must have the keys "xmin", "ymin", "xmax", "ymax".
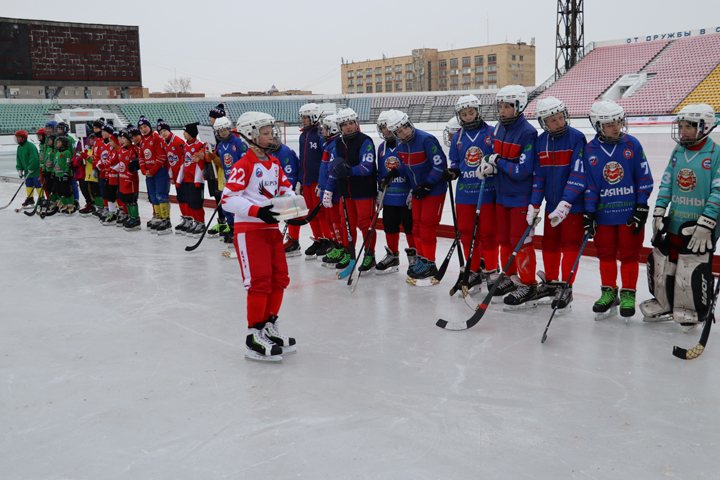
[
  {"xmin": 589, "ymin": 100, "xmax": 626, "ymax": 144},
  {"xmin": 376, "ymin": 110, "xmax": 398, "ymax": 141},
  {"xmin": 672, "ymin": 103, "xmax": 718, "ymax": 147},
  {"xmin": 236, "ymin": 112, "xmax": 276, "ymax": 150},
  {"xmin": 535, "ymin": 96, "xmax": 569, "ymax": 137},
  {"xmin": 299, "ymin": 103, "xmax": 321, "ymax": 127},
  {"xmin": 322, "ymin": 114, "xmax": 341, "ymax": 142},
  {"xmin": 455, "ymin": 94, "xmax": 483, "ymax": 129},
  {"xmin": 336, "ymin": 108, "xmax": 359, "ymax": 139},
  {"xmin": 443, "ymin": 116, "xmax": 461, "ymax": 147},
  {"xmin": 213, "ymin": 117, "xmax": 233, "ymax": 140},
  {"xmin": 385, "ymin": 110, "xmax": 415, "ymax": 144},
  {"xmin": 496, "ymin": 84, "xmax": 528, "ymax": 126}
]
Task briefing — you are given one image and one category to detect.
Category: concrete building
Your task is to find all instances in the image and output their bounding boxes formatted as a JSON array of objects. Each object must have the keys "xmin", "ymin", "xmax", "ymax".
[{"xmin": 340, "ymin": 43, "xmax": 535, "ymax": 94}]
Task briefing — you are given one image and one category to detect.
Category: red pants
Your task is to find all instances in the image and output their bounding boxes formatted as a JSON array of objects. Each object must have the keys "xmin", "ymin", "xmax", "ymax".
[
  {"xmin": 496, "ymin": 204, "xmax": 536, "ymax": 285},
  {"xmin": 456, "ymin": 202, "xmax": 499, "ymax": 272},
  {"xmin": 411, "ymin": 194, "xmax": 445, "ymax": 262},
  {"xmin": 594, "ymin": 224, "xmax": 643, "ymax": 289},
  {"xmin": 339, "ymin": 198, "xmax": 376, "ymax": 252},
  {"xmin": 287, "ymin": 182, "xmax": 332, "ymax": 241},
  {"xmin": 541, "ymin": 212, "xmax": 584, "ymax": 284}
]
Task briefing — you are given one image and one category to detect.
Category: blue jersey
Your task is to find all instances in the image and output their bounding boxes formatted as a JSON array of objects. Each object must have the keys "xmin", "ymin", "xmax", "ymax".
[
  {"xmin": 449, "ymin": 124, "xmax": 496, "ymax": 205},
  {"xmin": 377, "ymin": 140, "xmax": 411, "ymax": 207},
  {"xmin": 329, "ymin": 133, "xmax": 376, "ymax": 200},
  {"xmin": 298, "ymin": 124, "xmax": 324, "ymax": 185},
  {"xmin": 393, "ymin": 129, "xmax": 448, "ymax": 198},
  {"xmin": 273, "ymin": 144, "xmax": 300, "ymax": 186},
  {"xmin": 493, "ymin": 115, "xmax": 538, "ymax": 207},
  {"xmin": 583, "ymin": 133, "xmax": 653, "ymax": 225},
  {"xmin": 216, "ymin": 135, "xmax": 247, "ymax": 179},
  {"xmin": 318, "ymin": 136, "xmax": 338, "ymax": 194},
  {"xmin": 530, "ymin": 126, "xmax": 587, "ymax": 213}
]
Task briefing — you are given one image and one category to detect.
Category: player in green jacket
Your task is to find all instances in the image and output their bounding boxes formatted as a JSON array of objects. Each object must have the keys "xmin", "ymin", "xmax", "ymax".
[
  {"xmin": 53, "ymin": 136, "xmax": 77, "ymax": 215},
  {"xmin": 15, "ymin": 130, "xmax": 41, "ymax": 209}
]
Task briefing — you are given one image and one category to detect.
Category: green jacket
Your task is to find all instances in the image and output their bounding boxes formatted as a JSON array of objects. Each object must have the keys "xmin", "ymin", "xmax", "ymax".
[
  {"xmin": 53, "ymin": 148, "xmax": 72, "ymax": 177},
  {"xmin": 16, "ymin": 141, "xmax": 40, "ymax": 178}
]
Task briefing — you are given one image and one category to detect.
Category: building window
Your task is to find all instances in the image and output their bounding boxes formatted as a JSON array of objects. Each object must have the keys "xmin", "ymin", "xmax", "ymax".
[
  {"xmin": 376, "ymin": 85, "xmax": 382, "ymax": 92},
  {"xmin": 357, "ymin": 71, "xmax": 363, "ymax": 77},
  {"xmin": 376, "ymin": 67, "xmax": 381, "ymax": 74},
  {"xmin": 394, "ymin": 74, "xmax": 400, "ymax": 80},
  {"xmin": 512, "ymin": 74, "xmax": 517, "ymax": 80},
  {"xmin": 439, "ymin": 70, "xmax": 447, "ymax": 76},
  {"xmin": 406, "ymin": 64, "xmax": 412, "ymax": 71},
  {"xmin": 38, "ymin": 89, "xmax": 43, "ymax": 94},
  {"xmin": 348, "ymin": 79, "xmax": 354, "ymax": 85},
  {"xmin": 349, "ymin": 87, "xmax": 354, "ymax": 93},
  {"xmin": 488, "ymin": 74, "xmax": 497, "ymax": 81},
  {"xmin": 462, "ymin": 68, "xmax": 472, "ymax": 74},
  {"xmin": 475, "ymin": 76, "xmax": 484, "ymax": 82},
  {"xmin": 439, "ymin": 79, "xmax": 448, "ymax": 85},
  {"xmin": 451, "ymin": 78, "xmax": 459, "ymax": 85},
  {"xmin": 385, "ymin": 66, "xmax": 392, "ymax": 73},
  {"xmin": 450, "ymin": 59, "xmax": 458, "ymax": 67},
  {"xmin": 357, "ymin": 79, "xmax": 363, "ymax": 85},
  {"xmin": 74, "ymin": 90, "xmax": 79, "ymax": 96},
  {"xmin": 386, "ymin": 84, "xmax": 392, "ymax": 91},
  {"xmin": 366, "ymin": 69, "xmax": 372, "ymax": 76},
  {"xmin": 488, "ymin": 65, "xmax": 497, "ymax": 72},
  {"xmin": 488, "ymin": 55, "xmax": 497, "ymax": 62},
  {"xmin": 475, "ymin": 56, "xmax": 483, "ymax": 64},
  {"xmin": 366, "ymin": 86, "xmax": 372, "ymax": 92},
  {"xmin": 406, "ymin": 82, "xmax": 413, "ymax": 89},
  {"xmin": 462, "ymin": 58, "xmax": 471, "ymax": 66},
  {"xmin": 26, "ymin": 90, "xmax": 30, "ymax": 95},
  {"xmin": 450, "ymin": 86, "xmax": 458, "ymax": 91},
  {"xmin": 512, "ymin": 55, "xmax": 516, "ymax": 61},
  {"xmin": 406, "ymin": 73, "xmax": 413, "ymax": 79},
  {"xmin": 519, "ymin": 64, "xmax": 524, "ymax": 71},
  {"xmin": 97, "ymin": 91, "xmax": 103, "ymax": 96},
  {"xmin": 440, "ymin": 88, "xmax": 448, "ymax": 91},
  {"xmin": 520, "ymin": 74, "xmax": 524, "ymax": 80},
  {"xmin": 520, "ymin": 55, "xmax": 524, "ymax": 61},
  {"xmin": 376, "ymin": 77, "xmax": 382, "ymax": 84},
  {"xmin": 395, "ymin": 65, "xmax": 402, "ymax": 72},
  {"xmin": 439, "ymin": 60, "xmax": 447, "ymax": 68},
  {"xmin": 386, "ymin": 75, "xmax": 392, "ymax": 82},
  {"xmin": 348, "ymin": 72, "xmax": 354, "ymax": 78},
  {"xmin": 395, "ymin": 83, "xmax": 402, "ymax": 90},
  {"xmin": 463, "ymin": 85, "xmax": 471, "ymax": 90},
  {"xmin": 475, "ymin": 67, "xmax": 483, "ymax": 73},
  {"xmin": 358, "ymin": 87, "xmax": 363, "ymax": 93},
  {"xmin": 450, "ymin": 69, "xmax": 459, "ymax": 75},
  {"xmin": 511, "ymin": 64, "xmax": 516, "ymax": 70},
  {"xmin": 463, "ymin": 77, "xmax": 471, "ymax": 84}
]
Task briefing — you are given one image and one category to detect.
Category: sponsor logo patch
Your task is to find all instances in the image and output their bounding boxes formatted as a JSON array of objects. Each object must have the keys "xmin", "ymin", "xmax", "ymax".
[
  {"xmin": 464, "ymin": 146, "xmax": 482, "ymax": 168},
  {"xmin": 603, "ymin": 161, "xmax": 624, "ymax": 184},
  {"xmin": 589, "ymin": 155, "xmax": 597, "ymax": 166},
  {"xmin": 623, "ymin": 149, "xmax": 633, "ymax": 159},
  {"xmin": 385, "ymin": 156, "xmax": 401, "ymax": 171},
  {"xmin": 702, "ymin": 158, "xmax": 711, "ymax": 170},
  {"xmin": 224, "ymin": 153, "xmax": 234, "ymax": 167},
  {"xmin": 485, "ymin": 136, "xmax": 493, "ymax": 146},
  {"xmin": 676, "ymin": 168, "xmax": 697, "ymax": 193}
]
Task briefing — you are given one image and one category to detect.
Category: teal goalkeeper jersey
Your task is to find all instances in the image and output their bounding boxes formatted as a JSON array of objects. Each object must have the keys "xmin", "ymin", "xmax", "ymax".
[{"xmin": 656, "ymin": 138, "xmax": 720, "ymax": 235}]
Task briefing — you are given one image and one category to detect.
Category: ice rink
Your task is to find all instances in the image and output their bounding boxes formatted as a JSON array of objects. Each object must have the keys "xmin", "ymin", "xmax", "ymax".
[{"xmin": 1, "ymin": 176, "xmax": 720, "ymax": 479}]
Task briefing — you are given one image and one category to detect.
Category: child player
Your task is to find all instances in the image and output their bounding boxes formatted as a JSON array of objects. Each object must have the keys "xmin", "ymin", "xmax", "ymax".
[
  {"xmin": 376, "ymin": 110, "xmax": 417, "ymax": 275},
  {"xmin": 221, "ymin": 112, "xmax": 297, "ymax": 363},
  {"xmin": 444, "ymin": 95, "xmax": 498, "ymax": 292},
  {"xmin": 116, "ymin": 126, "xmax": 142, "ymax": 231},
  {"xmin": 317, "ymin": 114, "xmax": 343, "ymax": 261},
  {"xmin": 584, "ymin": 100, "xmax": 653, "ymax": 318},
  {"xmin": 527, "ymin": 96, "xmax": 587, "ymax": 310},
  {"xmin": 176, "ymin": 123, "xmax": 206, "ymax": 238},
  {"xmin": 14, "ymin": 130, "xmax": 41, "ymax": 209},
  {"xmin": 641, "ymin": 104, "xmax": 720, "ymax": 332},
  {"xmin": 155, "ymin": 119, "xmax": 188, "ymax": 234},
  {"xmin": 214, "ymin": 116, "xmax": 248, "ymax": 245},
  {"xmin": 138, "ymin": 115, "xmax": 171, "ymax": 234}
]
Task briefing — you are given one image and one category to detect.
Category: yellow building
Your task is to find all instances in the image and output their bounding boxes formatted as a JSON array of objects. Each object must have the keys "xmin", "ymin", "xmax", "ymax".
[{"xmin": 340, "ymin": 43, "xmax": 535, "ymax": 94}]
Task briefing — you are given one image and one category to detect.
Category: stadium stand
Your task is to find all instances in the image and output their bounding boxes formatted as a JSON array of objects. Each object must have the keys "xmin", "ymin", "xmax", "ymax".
[
  {"xmin": 120, "ymin": 102, "xmax": 196, "ymax": 128},
  {"xmin": 0, "ymin": 104, "xmax": 51, "ymax": 134},
  {"xmin": 675, "ymin": 62, "xmax": 720, "ymax": 113}
]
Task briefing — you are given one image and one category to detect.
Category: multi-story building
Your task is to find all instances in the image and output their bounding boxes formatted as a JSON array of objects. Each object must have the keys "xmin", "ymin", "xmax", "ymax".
[{"xmin": 340, "ymin": 43, "xmax": 535, "ymax": 94}]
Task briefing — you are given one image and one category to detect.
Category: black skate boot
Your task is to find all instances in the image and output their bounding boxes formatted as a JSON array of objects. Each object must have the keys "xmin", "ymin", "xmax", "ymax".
[
  {"xmin": 375, "ymin": 247, "xmax": 400, "ymax": 275},
  {"xmin": 124, "ymin": 216, "xmax": 141, "ymax": 232},
  {"xmin": 593, "ymin": 286, "xmax": 619, "ymax": 321},
  {"xmin": 156, "ymin": 219, "xmax": 172, "ymax": 236},
  {"xmin": 317, "ymin": 238, "xmax": 335, "ymax": 257},
  {"xmin": 304, "ymin": 238, "xmax": 325, "ymax": 260},
  {"xmin": 103, "ymin": 212, "xmax": 117, "ymax": 226},
  {"xmin": 619, "ymin": 288, "xmax": 636, "ymax": 318},
  {"xmin": 284, "ymin": 237, "xmax": 301, "ymax": 257},
  {"xmin": 335, "ymin": 249, "xmax": 352, "ymax": 270},
  {"xmin": 245, "ymin": 322, "xmax": 283, "ymax": 362},
  {"xmin": 405, "ymin": 247, "xmax": 418, "ymax": 276},
  {"xmin": 264, "ymin": 316, "xmax": 296, "ymax": 354},
  {"xmin": 22, "ymin": 197, "xmax": 35, "ymax": 209},
  {"xmin": 551, "ymin": 284, "xmax": 573, "ymax": 314},
  {"xmin": 503, "ymin": 282, "xmax": 539, "ymax": 311},
  {"xmin": 357, "ymin": 249, "xmax": 376, "ymax": 273},
  {"xmin": 322, "ymin": 243, "xmax": 344, "ymax": 267}
]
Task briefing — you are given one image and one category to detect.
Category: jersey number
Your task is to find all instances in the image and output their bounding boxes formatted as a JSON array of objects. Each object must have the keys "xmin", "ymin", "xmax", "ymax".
[
  {"xmin": 229, "ymin": 167, "xmax": 246, "ymax": 186},
  {"xmin": 574, "ymin": 158, "xmax": 584, "ymax": 173}
]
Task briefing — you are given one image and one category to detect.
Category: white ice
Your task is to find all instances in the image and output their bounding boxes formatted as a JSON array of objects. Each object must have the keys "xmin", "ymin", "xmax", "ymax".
[{"xmin": 1, "ymin": 176, "xmax": 720, "ymax": 480}]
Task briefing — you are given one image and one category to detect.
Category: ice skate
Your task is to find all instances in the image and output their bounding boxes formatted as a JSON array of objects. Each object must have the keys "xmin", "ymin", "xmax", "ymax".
[
  {"xmin": 103, "ymin": 212, "xmax": 117, "ymax": 226},
  {"xmin": 536, "ymin": 271, "xmax": 560, "ymax": 305},
  {"xmin": 284, "ymin": 237, "xmax": 301, "ymax": 257},
  {"xmin": 464, "ymin": 270, "xmax": 483, "ymax": 295},
  {"xmin": 21, "ymin": 197, "xmax": 35, "ymax": 210},
  {"xmin": 155, "ymin": 219, "xmax": 173, "ymax": 235},
  {"xmin": 490, "ymin": 275, "xmax": 517, "ymax": 303},
  {"xmin": 147, "ymin": 215, "xmax": 161, "ymax": 234},
  {"xmin": 207, "ymin": 221, "xmax": 225, "ymax": 238},
  {"xmin": 407, "ymin": 257, "xmax": 439, "ymax": 287},
  {"xmin": 375, "ymin": 247, "xmax": 400, "ymax": 275},
  {"xmin": 245, "ymin": 326, "xmax": 283, "ymax": 363},
  {"xmin": 357, "ymin": 250, "xmax": 376, "ymax": 274},
  {"xmin": 304, "ymin": 238, "xmax": 324, "ymax": 260},
  {"xmin": 335, "ymin": 251, "xmax": 352, "ymax": 271},
  {"xmin": 321, "ymin": 243, "xmax": 344, "ymax": 268},
  {"xmin": 115, "ymin": 211, "xmax": 127, "ymax": 227},
  {"xmin": 619, "ymin": 289, "xmax": 636, "ymax": 318},
  {"xmin": 264, "ymin": 316, "xmax": 296, "ymax": 354},
  {"xmin": 175, "ymin": 216, "xmax": 191, "ymax": 234},
  {"xmin": 123, "ymin": 216, "xmax": 141, "ymax": 232},
  {"xmin": 316, "ymin": 238, "xmax": 335, "ymax": 257},
  {"xmin": 594, "ymin": 286, "xmax": 619, "ymax": 321},
  {"xmin": 503, "ymin": 283, "xmax": 539, "ymax": 311},
  {"xmin": 551, "ymin": 285, "xmax": 573, "ymax": 315},
  {"xmin": 681, "ymin": 322, "xmax": 701, "ymax": 333},
  {"xmin": 190, "ymin": 221, "xmax": 205, "ymax": 238},
  {"xmin": 640, "ymin": 299, "xmax": 674, "ymax": 322},
  {"xmin": 405, "ymin": 247, "xmax": 418, "ymax": 276}
]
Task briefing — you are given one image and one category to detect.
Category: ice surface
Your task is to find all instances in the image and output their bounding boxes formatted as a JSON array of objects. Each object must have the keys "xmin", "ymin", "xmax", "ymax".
[{"xmin": 1, "ymin": 179, "xmax": 719, "ymax": 479}]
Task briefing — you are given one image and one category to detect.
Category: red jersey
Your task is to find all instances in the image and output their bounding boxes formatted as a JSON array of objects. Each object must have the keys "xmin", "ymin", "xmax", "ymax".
[
  {"xmin": 177, "ymin": 138, "xmax": 205, "ymax": 186},
  {"xmin": 93, "ymin": 139, "xmax": 111, "ymax": 180},
  {"xmin": 138, "ymin": 131, "xmax": 167, "ymax": 176},
  {"xmin": 117, "ymin": 145, "xmax": 140, "ymax": 194},
  {"xmin": 221, "ymin": 149, "xmax": 294, "ymax": 233},
  {"xmin": 162, "ymin": 133, "xmax": 186, "ymax": 182},
  {"xmin": 106, "ymin": 145, "xmax": 121, "ymax": 186}
]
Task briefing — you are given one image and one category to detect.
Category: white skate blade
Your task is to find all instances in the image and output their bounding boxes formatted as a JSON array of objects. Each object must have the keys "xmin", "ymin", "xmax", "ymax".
[
  {"xmin": 682, "ymin": 323, "xmax": 701, "ymax": 333},
  {"xmin": 150, "ymin": 229, "xmax": 157, "ymax": 234},
  {"xmin": 285, "ymin": 250, "xmax": 302, "ymax": 258},
  {"xmin": 357, "ymin": 266, "xmax": 376, "ymax": 275},
  {"xmin": 466, "ymin": 284, "xmax": 482, "ymax": 295},
  {"xmin": 222, "ymin": 250, "xmax": 237, "ymax": 259},
  {"xmin": 406, "ymin": 277, "xmax": 438, "ymax": 287},
  {"xmin": 304, "ymin": 254, "xmax": 317, "ymax": 261},
  {"xmin": 245, "ymin": 350, "xmax": 282, "ymax": 363},
  {"xmin": 553, "ymin": 305, "xmax": 572, "ymax": 316},
  {"xmin": 537, "ymin": 297, "xmax": 554, "ymax": 305},
  {"xmin": 643, "ymin": 314, "xmax": 673, "ymax": 323},
  {"xmin": 282, "ymin": 345, "xmax": 297, "ymax": 354},
  {"xmin": 157, "ymin": 229, "xmax": 172, "ymax": 236},
  {"xmin": 490, "ymin": 295, "xmax": 507, "ymax": 304},
  {"xmin": 375, "ymin": 266, "xmax": 399, "ymax": 275},
  {"xmin": 595, "ymin": 306, "xmax": 618, "ymax": 321},
  {"xmin": 503, "ymin": 300, "xmax": 539, "ymax": 312},
  {"xmin": 321, "ymin": 262, "xmax": 338, "ymax": 269}
]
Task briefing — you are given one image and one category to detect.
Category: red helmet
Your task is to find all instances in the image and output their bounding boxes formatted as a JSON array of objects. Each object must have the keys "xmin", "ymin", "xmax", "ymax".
[
  {"xmin": 37, "ymin": 127, "xmax": 46, "ymax": 136},
  {"xmin": 15, "ymin": 130, "xmax": 28, "ymax": 139}
]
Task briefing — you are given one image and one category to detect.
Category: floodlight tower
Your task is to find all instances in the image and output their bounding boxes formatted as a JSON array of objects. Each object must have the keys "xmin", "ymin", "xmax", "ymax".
[{"xmin": 556, "ymin": 0, "xmax": 584, "ymax": 77}]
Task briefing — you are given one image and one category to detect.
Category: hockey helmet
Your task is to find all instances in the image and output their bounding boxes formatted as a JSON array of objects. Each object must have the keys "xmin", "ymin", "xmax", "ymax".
[
  {"xmin": 536, "ymin": 96, "xmax": 569, "ymax": 137},
  {"xmin": 589, "ymin": 100, "xmax": 626, "ymax": 144},
  {"xmin": 443, "ymin": 117, "xmax": 461, "ymax": 147},
  {"xmin": 496, "ymin": 85, "xmax": 528, "ymax": 126},
  {"xmin": 672, "ymin": 104, "xmax": 718, "ymax": 147},
  {"xmin": 455, "ymin": 95, "xmax": 483, "ymax": 130},
  {"xmin": 385, "ymin": 110, "xmax": 415, "ymax": 144}
]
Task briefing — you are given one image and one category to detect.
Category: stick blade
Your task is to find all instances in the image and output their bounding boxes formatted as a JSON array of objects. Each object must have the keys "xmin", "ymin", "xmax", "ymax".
[
  {"xmin": 338, "ymin": 261, "xmax": 356, "ymax": 280},
  {"xmin": 435, "ymin": 303, "xmax": 487, "ymax": 331},
  {"xmin": 672, "ymin": 344, "xmax": 704, "ymax": 360}
]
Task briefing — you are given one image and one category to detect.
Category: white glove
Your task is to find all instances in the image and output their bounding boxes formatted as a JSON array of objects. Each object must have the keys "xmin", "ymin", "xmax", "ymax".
[
  {"xmin": 18, "ymin": 170, "xmax": 24, "ymax": 178},
  {"xmin": 322, "ymin": 190, "xmax": 333, "ymax": 209},
  {"xmin": 476, "ymin": 162, "xmax": 497, "ymax": 179},
  {"xmin": 484, "ymin": 153, "xmax": 499, "ymax": 166},
  {"xmin": 375, "ymin": 191, "xmax": 383, "ymax": 206},
  {"xmin": 681, "ymin": 216, "xmax": 716, "ymax": 254},
  {"xmin": 548, "ymin": 200, "xmax": 572, "ymax": 227},
  {"xmin": 406, "ymin": 192, "xmax": 413, "ymax": 209},
  {"xmin": 652, "ymin": 207, "xmax": 666, "ymax": 238},
  {"xmin": 526, "ymin": 204, "xmax": 540, "ymax": 226},
  {"xmin": 315, "ymin": 185, "xmax": 321, "ymax": 197},
  {"xmin": 295, "ymin": 182, "xmax": 303, "ymax": 196}
]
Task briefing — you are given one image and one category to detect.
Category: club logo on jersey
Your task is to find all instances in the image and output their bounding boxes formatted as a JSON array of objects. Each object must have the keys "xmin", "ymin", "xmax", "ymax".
[
  {"xmin": 183, "ymin": 152, "xmax": 192, "ymax": 167},
  {"xmin": 258, "ymin": 181, "xmax": 274, "ymax": 199},
  {"xmin": 465, "ymin": 146, "xmax": 482, "ymax": 168},
  {"xmin": 223, "ymin": 153, "xmax": 234, "ymax": 167},
  {"xmin": 676, "ymin": 168, "xmax": 697, "ymax": 193},
  {"xmin": 672, "ymin": 156, "xmax": 677, "ymax": 168},
  {"xmin": 603, "ymin": 162, "xmax": 624, "ymax": 184},
  {"xmin": 232, "ymin": 145, "xmax": 237, "ymax": 152},
  {"xmin": 117, "ymin": 162, "xmax": 126, "ymax": 173},
  {"xmin": 623, "ymin": 149, "xmax": 633, "ymax": 159},
  {"xmin": 144, "ymin": 149, "xmax": 152, "ymax": 160},
  {"xmin": 485, "ymin": 136, "xmax": 493, "ymax": 146},
  {"xmin": 167, "ymin": 153, "xmax": 179, "ymax": 166},
  {"xmin": 589, "ymin": 155, "xmax": 597, "ymax": 166},
  {"xmin": 255, "ymin": 168, "xmax": 262, "ymax": 178},
  {"xmin": 702, "ymin": 158, "xmax": 712, "ymax": 170},
  {"xmin": 385, "ymin": 156, "xmax": 401, "ymax": 171}
]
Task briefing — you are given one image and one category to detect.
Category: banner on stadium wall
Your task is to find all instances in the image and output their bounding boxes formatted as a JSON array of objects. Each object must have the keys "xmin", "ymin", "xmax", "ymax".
[
  {"xmin": 595, "ymin": 26, "xmax": 720, "ymax": 47},
  {"xmin": 626, "ymin": 116, "xmax": 675, "ymax": 126}
]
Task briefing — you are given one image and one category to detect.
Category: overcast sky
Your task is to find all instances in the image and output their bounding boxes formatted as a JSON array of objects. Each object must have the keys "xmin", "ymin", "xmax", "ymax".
[{"xmin": 4, "ymin": 1, "xmax": 720, "ymax": 96}]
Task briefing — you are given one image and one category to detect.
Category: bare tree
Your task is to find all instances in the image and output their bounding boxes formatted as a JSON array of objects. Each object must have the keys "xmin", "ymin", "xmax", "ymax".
[{"xmin": 164, "ymin": 77, "xmax": 192, "ymax": 97}]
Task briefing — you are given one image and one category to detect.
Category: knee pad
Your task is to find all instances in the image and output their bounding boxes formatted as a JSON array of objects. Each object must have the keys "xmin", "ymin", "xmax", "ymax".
[
  {"xmin": 674, "ymin": 252, "xmax": 713, "ymax": 324},
  {"xmin": 646, "ymin": 244, "xmax": 675, "ymax": 313}
]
